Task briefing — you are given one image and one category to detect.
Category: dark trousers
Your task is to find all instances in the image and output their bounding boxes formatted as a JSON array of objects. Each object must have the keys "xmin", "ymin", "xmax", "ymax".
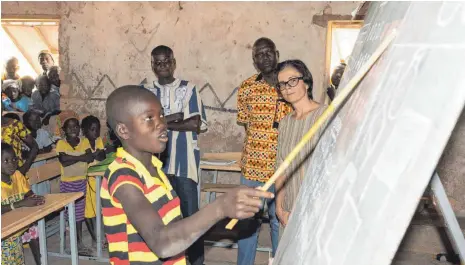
[{"xmin": 168, "ymin": 176, "xmax": 204, "ymax": 265}]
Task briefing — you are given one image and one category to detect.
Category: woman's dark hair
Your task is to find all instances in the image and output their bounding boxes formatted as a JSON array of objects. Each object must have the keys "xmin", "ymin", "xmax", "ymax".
[
  {"xmin": 81, "ymin": 115, "xmax": 100, "ymax": 132},
  {"xmin": 276, "ymin": 59, "xmax": 314, "ymax": 99}
]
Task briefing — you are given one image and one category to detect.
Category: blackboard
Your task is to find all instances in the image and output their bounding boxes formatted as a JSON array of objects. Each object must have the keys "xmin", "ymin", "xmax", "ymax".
[{"xmin": 274, "ymin": 2, "xmax": 465, "ymax": 264}]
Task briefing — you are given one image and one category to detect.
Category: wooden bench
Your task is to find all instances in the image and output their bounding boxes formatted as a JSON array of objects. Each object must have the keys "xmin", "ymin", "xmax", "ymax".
[
  {"xmin": 34, "ymin": 150, "xmax": 58, "ymax": 163},
  {"xmin": 199, "ymin": 152, "xmax": 242, "ymax": 204},
  {"xmin": 201, "ymin": 183, "xmax": 240, "ymax": 193}
]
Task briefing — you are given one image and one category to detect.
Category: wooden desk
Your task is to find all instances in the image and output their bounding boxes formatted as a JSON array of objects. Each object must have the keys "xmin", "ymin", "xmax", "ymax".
[
  {"xmin": 2, "ymin": 192, "xmax": 83, "ymax": 265},
  {"xmin": 199, "ymin": 152, "xmax": 242, "ymax": 204},
  {"xmin": 34, "ymin": 150, "xmax": 57, "ymax": 163},
  {"xmin": 27, "ymin": 160, "xmax": 61, "ymax": 185}
]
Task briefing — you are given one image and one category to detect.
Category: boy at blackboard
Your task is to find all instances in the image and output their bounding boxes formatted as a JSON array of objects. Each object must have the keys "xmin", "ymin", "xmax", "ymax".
[
  {"xmin": 1, "ymin": 142, "xmax": 45, "ymax": 265},
  {"xmin": 102, "ymin": 85, "xmax": 272, "ymax": 264}
]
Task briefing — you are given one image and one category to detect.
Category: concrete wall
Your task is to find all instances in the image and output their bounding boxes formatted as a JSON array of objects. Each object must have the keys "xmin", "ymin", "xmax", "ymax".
[{"xmin": 2, "ymin": 1, "xmax": 360, "ymax": 153}]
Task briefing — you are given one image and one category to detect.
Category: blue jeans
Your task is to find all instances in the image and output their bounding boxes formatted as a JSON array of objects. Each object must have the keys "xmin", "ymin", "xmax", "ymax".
[
  {"xmin": 168, "ymin": 176, "xmax": 204, "ymax": 265},
  {"xmin": 237, "ymin": 176, "xmax": 279, "ymax": 265}
]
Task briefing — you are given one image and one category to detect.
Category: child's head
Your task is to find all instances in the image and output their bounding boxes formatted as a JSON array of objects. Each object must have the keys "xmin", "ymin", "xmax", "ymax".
[
  {"xmin": 81, "ymin": 115, "xmax": 100, "ymax": 141},
  {"xmin": 57, "ymin": 110, "xmax": 80, "ymax": 139},
  {"xmin": 63, "ymin": 118, "xmax": 80, "ymax": 139},
  {"xmin": 151, "ymin": 45, "xmax": 176, "ymax": 80},
  {"xmin": 23, "ymin": 110, "xmax": 42, "ymax": 131},
  {"xmin": 1, "ymin": 142, "xmax": 18, "ymax": 176},
  {"xmin": 3, "ymin": 80, "xmax": 21, "ymax": 101},
  {"xmin": 106, "ymin": 85, "xmax": 168, "ymax": 154},
  {"xmin": 36, "ymin": 75, "xmax": 51, "ymax": 95},
  {"xmin": 20, "ymin": 76, "xmax": 35, "ymax": 97},
  {"xmin": 4, "ymin": 57, "xmax": 19, "ymax": 80},
  {"xmin": 3, "ymin": 112, "xmax": 21, "ymax": 121},
  {"xmin": 48, "ymin": 66, "xmax": 61, "ymax": 87}
]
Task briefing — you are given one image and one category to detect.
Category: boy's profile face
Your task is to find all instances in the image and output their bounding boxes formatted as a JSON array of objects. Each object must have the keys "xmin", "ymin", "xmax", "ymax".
[
  {"xmin": 1, "ymin": 149, "xmax": 18, "ymax": 176},
  {"xmin": 118, "ymin": 96, "xmax": 168, "ymax": 154}
]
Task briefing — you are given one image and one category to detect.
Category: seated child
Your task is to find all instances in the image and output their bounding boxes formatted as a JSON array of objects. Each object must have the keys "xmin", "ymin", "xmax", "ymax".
[
  {"xmin": 102, "ymin": 85, "xmax": 272, "ymax": 264},
  {"xmin": 1, "ymin": 142, "xmax": 45, "ymax": 265},
  {"xmin": 2, "ymin": 80, "xmax": 30, "ymax": 112},
  {"xmin": 31, "ymin": 75, "xmax": 60, "ymax": 124},
  {"xmin": 55, "ymin": 110, "xmax": 95, "ymax": 255},
  {"xmin": 23, "ymin": 110, "xmax": 57, "ymax": 195},
  {"xmin": 23, "ymin": 110, "xmax": 55, "ymax": 154},
  {"xmin": 81, "ymin": 115, "xmax": 106, "ymax": 247},
  {"xmin": 1, "ymin": 112, "xmax": 39, "ymax": 175},
  {"xmin": 20, "ymin": 76, "xmax": 35, "ymax": 105}
]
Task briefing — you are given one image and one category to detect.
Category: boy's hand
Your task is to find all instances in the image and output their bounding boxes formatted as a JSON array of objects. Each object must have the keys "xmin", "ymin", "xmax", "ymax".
[
  {"xmin": 18, "ymin": 195, "xmax": 45, "ymax": 207},
  {"xmin": 217, "ymin": 186, "xmax": 274, "ymax": 219}
]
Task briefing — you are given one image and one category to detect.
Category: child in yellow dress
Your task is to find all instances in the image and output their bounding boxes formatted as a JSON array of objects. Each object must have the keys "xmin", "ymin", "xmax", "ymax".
[
  {"xmin": 56, "ymin": 110, "xmax": 95, "ymax": 255},
  {"xmin": 1, "ymin": 142, "xmax": 45, "ymax": 265},
  {"xmin": 81, "ymin": 115, "xmax": 106, "ymax": 247}
]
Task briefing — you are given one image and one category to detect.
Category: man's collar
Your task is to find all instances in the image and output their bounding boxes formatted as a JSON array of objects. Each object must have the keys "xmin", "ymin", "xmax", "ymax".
[
  {"xmin": 255, "ymin": 73, "xmax": 263, "ymax": 81},
  {"xmin": 155, "ymin": 78, "xmax": 181, "ymax": 89}
]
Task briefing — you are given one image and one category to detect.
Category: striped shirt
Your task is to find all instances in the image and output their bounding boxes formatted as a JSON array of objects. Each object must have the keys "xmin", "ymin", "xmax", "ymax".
[
  {"xmin": 101, "ymin": 147, "xmax": 186, "ymax": 265},
  {"xmin": 276, "ymin": 106, "xmax": 328, "ymax": 212},
  {"xmin": 142, "ymin": 78, "xmax": 207, "ymax": 183}
]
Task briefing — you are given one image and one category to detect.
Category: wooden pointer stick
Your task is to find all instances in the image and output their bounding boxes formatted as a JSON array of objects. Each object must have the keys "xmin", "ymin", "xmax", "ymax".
[{"xmin": 226, "ymin": 30, "xmax": 397, "ymax": 230}]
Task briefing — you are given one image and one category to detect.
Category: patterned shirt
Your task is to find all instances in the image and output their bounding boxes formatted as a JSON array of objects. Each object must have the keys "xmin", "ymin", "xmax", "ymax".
[
  {"xmin": 237, "ymin": 74, "xmax": 293, "ymax": 182},
  {"xmin": 1, "ymin": 119, "xmax": 31, "ymax": 167},
  {"xmin": 101, "ymin": 147, "xmax": 186, "ymax": 265},
  {"xmin": 142, "ymin": 78, "xmax": 207, "ymax": 183}
]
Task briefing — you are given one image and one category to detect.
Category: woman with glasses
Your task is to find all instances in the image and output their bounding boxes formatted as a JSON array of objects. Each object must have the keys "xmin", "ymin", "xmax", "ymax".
[{"xmin": 274, "ymin": 60, "xmax": 329, "ymax": 232}]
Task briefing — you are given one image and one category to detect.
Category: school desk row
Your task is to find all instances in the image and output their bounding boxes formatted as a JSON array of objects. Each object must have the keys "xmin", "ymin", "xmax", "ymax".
[{"xmin": 2, "ymin": 151, "xmax": 268, "ymax": 265}]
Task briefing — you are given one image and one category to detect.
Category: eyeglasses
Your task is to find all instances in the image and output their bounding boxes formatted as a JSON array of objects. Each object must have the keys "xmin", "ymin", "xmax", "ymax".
[{"xmin": 277, "ymin": 76, "xmax": 303, "ymax": 91}]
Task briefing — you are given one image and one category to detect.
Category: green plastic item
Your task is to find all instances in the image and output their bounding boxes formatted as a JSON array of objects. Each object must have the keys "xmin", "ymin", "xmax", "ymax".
[{"xmin": 87, "ymin": 152, "xmax": 116, "ymax": 173}]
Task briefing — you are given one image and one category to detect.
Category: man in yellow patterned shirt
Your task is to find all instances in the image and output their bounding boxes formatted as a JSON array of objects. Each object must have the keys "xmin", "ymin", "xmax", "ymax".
[{"xmin": 236, "ymin": 37, "xmax": 293, "ymax": 265}]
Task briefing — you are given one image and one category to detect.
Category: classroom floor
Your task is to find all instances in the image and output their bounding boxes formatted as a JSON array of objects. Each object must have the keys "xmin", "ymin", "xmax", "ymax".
[{"xmin": 23, "ymin": 217, "xmax": 455, "ymax": 265}]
